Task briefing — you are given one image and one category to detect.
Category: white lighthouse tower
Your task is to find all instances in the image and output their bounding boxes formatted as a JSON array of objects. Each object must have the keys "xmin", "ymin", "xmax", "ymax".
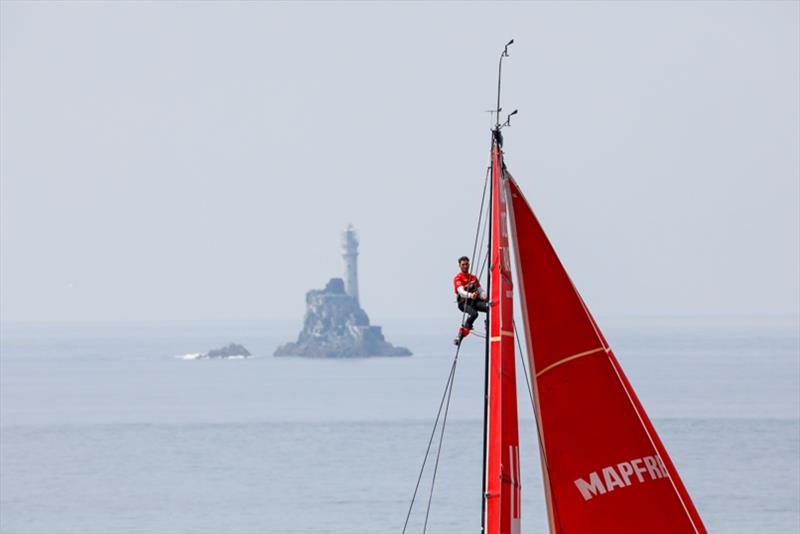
[{"xmin": 341, "ymin": 224, "xmax": 359, "ymax": 304}]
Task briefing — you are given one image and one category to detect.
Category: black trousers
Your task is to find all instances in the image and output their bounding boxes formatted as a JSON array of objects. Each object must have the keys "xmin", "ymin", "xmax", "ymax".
[{"xmin": 458, "ymin": 299, "xmax": 489, "ymax": 330}]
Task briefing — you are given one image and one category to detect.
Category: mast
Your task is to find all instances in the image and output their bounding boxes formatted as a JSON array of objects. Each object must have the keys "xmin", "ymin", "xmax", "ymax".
[
  {"xmin": 482, "ymin": 40, "xmax": 511, "ymax": 534},
  {"xmin": 480, "ymin": 132, "xmax": 492, "ymax": 534},
  {"xmin": 483, "ymin": 39, "xmax": 520, "ymax": 534},
  {"xmin": 495, "ymin": 40, "xmax": 513, "ymax": 129},
  {"xmin": 481, "ymin": 40, "xmax": 704, "ymax": 534}
]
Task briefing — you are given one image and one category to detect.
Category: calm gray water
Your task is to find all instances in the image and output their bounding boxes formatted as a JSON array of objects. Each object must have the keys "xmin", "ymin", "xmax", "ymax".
[{"xmin": 1, "ymin": 318, "xmax": 798, "ymax": 533}]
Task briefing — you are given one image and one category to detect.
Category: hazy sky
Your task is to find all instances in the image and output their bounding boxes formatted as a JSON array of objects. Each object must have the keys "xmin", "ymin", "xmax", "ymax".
[{"xmin": 1, "ymin": 1, "xmax": 798, "ymax": 323}]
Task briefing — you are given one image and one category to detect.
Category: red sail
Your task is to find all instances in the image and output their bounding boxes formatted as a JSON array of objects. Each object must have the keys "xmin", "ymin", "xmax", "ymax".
[
  {"xmin": 506, "ymin": 177, "xmax": 706, "ymax": 534},
  {"xmin": 483, "ymin": 143, "xmax": 521, "ymax": 534}
]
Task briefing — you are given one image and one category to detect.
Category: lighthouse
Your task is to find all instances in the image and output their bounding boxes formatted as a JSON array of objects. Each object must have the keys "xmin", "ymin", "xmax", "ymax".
[
  {"xmin": 341, "ymin": 224, "xmax": 359, "ymax": 304},
  {"xmin": 274, "ymin": 224, "xmax": 411, "ymax": 357}
]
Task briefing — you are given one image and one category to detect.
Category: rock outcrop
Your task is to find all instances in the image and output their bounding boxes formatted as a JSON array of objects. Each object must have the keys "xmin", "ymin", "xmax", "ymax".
[
  {"xmin": 206, "ymin": 343, "xmax": 251, "ymax": 359},
  {"xmin": 274, "ymin": 278, "xmax": 411, "ymax": 358},
  {"xmin": 179, "ymin": 343, "xmax": 251, "ymax": 360}
]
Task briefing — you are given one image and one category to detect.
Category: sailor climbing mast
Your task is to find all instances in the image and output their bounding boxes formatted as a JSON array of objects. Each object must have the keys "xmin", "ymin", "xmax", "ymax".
[{"xmin": 403, "ymin": 42, "xmax": 705, "ymax": 534}]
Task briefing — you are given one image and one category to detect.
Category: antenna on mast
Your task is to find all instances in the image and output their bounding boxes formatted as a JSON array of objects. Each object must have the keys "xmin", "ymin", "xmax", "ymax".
[
  {"xmin": 495, "ymin": 39, "xmax": 514, "ymax": 130},
  {"xmin": 500, "ymin": 109, "xmax": 518, "ymax": 129},
  {"xmin": 485, "ymin": 109, "xmax": 500, "ymax": 129}
]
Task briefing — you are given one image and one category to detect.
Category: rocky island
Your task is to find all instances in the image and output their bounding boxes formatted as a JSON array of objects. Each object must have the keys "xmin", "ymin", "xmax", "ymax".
[
  {"xmin": 275, "ymin": 226, "xmax": 411, "ymax": 358},
  {"xmin": 179, "ymin": 343, "xmax": 251, "ymax": 360}
]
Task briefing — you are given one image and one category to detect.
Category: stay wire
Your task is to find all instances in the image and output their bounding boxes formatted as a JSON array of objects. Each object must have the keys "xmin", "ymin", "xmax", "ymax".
[
  {"xmin": 466, "ymin": 169, "xmax": 491, "ymax": 291},
  {"xmin": 401, "ymin": 347, "xmax": 460, "ymax": 534},
  {"xmin": 477, "ymin": 248, "xmax": 489, "ymax": 282},
  {"xmin": 470, "ymin": 167, "xmax": 491, "ymax": 274},
  {"xmin": 474, "ymin": 212, "xmax": 490, "ymax": 283},
  {"xmin": 422, "ymin": 347, "xmax": 459, "ymax": 534},
  {"xmin": 402, "ymin": 166, "xmax": 491, "ymax": 533},
  {"xmin": 461, "ymin": 168, "xmax": 491, "ymax": 331},
  {"xmin": 512, "ymin": 319, "xmax": 535, "ymax": 410}
]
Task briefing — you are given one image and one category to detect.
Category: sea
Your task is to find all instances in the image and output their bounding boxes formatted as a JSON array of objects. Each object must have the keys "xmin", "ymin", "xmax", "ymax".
[{"xmin": 1, "ymin": 317, "xmax": 798, "ymax": 534}]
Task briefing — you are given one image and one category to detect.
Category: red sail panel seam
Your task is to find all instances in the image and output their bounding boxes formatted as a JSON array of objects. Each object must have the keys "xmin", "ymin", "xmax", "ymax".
[
  {"xmin": 535, "ymin": 346, "xmax": 607, "ymax": 378},
  {"xmin": 574, "ymin": 276, "xmax": 702, "ymax": 529},
  {"xmin": 571, "ymin": 275, "xmax": 703, "ymax": 534},
  {"xmin": 506, "ymin": 174, "xmax": 708, "ymax": 533},
  {"xmin": 604, "ymin": 354, "xmax": 702, "ymax": 534}
]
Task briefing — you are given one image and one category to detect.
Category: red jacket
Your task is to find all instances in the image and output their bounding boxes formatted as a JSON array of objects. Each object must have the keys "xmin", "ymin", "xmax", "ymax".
[{"xmin": 453, "ymin": 272, "xmax": 484, "ymax": 300}]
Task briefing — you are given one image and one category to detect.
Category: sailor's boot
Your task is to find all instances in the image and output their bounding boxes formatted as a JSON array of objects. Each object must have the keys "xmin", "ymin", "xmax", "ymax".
[{"xmin": 453, "ymin": 326, "xmax": 471, "ymax": 346}]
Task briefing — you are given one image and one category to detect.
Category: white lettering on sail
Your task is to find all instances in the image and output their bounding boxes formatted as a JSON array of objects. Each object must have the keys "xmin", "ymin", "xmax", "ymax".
[
  {"xmin": 574, "ymin": 455, "xmax": 668, "ymax": 501},
  {"xmin": 602, "ymin": 466, "xmax": 626, "ymax": 491},
  {"xmin": 509, "ymin": 445, "xmax": 521, "ymax": 534},
  {"xmin": 499, "ymin": 196, "xmax": 509, "ymax": 238},
  {"xmin": 644, "ymin": 456, "xmax": 662, "ymax": 480},
  {"xmin": 501, "ymin": 247, "xmax": 511, "ymax": 271},
  {"xmin": 574, "ymin": 472, "xmax": 607, "ymax": 501},
  {"xmin": 656, "ymin": 454, "xmax": 669, "ymax": 478},
  {"xmin": 617, "ymin": 462, "xmax": 634, "ymax": 486},
  {"xmin": 631, "ymin": 458, "xmax": 647, "ymax": 483}
]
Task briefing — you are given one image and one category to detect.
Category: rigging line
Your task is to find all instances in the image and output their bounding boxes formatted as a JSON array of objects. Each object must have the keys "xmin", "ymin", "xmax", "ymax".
[
  {"xmin": 472, "ymin": 169, "xmax": 491, "ymax": 286},
  {"xmin": 457, "ymin": 166, "xmax": 491, "ymax": 337},
  {"xmin": 422, "ymin": 344, "xmax": 459, "ymax": 534},
  {"xmin": 474, "ymin": 210, "xmax": 490, "ymax": 284},
  {"xmin": 404, "ymin": 147, "xmax": 491, "ymax": 534},
  {"xmin": 469, "ymin": 166, "xmax": 491, "ymax": 271},
  {"xmin": 473, "ymin": 169, "xmax": 491, "ymax": 267},
  {"xmin": 511, "ymin": 319, "xmax": 565, "ymax": 533},
  {"xmin": 477, "ymin": 248, "xmax": 489, "ymax": 282},
  {"xmin": 401, "ymin": 346, "xmax": 461, "ymax": 534},
  {"xmin": 512, "ymin": 319, "xmax": 535, "ymax": 413}
]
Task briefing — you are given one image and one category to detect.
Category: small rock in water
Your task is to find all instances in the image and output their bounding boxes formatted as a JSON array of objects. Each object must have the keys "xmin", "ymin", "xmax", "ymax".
[
  {"xmin": 180, "ymin": 343, "xmax": 251, "ymax": 360},
  {"xmin": 206, "ymin": 343, "xmax": 251, "ymax": 359}
]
